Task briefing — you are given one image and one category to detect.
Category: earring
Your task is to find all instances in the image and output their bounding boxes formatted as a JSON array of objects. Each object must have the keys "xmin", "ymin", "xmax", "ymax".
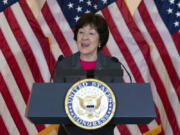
[{"xmin": 98, "ymin": 43, "xmax": 101, "ymax": 48}]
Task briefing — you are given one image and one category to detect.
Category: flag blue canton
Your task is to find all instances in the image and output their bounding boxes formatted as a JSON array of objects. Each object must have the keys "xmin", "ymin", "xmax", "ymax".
[
  {"xmin": 0, "ymin": 0, "xmax": 18, "ymax": 12},
  {"xmin": 154, "ymin": 0, "xmax": 180, "ymax": 34},
  {"xmin": 57, "ymin": 0, "xmax": 116, "ymax": 28}
]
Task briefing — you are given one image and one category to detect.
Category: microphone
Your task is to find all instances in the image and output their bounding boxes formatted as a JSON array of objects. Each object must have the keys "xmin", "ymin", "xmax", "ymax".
[
  {"xmin": 86, "ymin": 70, "xmax": 94, "ymax": 78},
  {"xmin": 50, "ymin": 55, "xmax": 64, "ymax": 82},
  {"xmin": 111, "ymin": 57, "xmax": 132, "ymax": 83}
]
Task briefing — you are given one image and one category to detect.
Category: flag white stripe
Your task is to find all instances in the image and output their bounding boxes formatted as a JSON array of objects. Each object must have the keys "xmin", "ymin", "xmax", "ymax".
[
  {"xmin": 0, "ymin": 51, "xmax": 38, "ymax": 135},
  {"xmin": 108, "ymin": 3, "xmax": 149, "ymax": 82},
  {"xmin": 147, "ymin": 120, "xmax": 158, "ymax": 131},
  {"xmin": 144, "ymin": 0, "xmax": 180, "ymax": 77},
  {"xmin": 47, "ymin": 0, "xmax": 78, "ymax": 53},
  {"xmin": 114, "ymin": 126, "xmax": 121, "ymax": 135},
  {"xmin": 150, "ymin": 45, "xmax": 180, "ymax": 126},
  {"xmin": 37, "ymin": 12, "xmax": 63, "ymax": 60},
  {"xmin": 150, "ymin": 79, "xmax": 174, "ymax": 135},
  {"xmin": 127, "ymin": 124, "xmax": 142, "ymax": 135},
  {"xmin": 11, "ymin": 3, "xmax": 50, "ymax": 82},
  {"xmin": 0, "ymin": 12, "xmax": 34, "ymax": 90},
  {"xmin": 134, "ymin": 7, "xmax": 180, "ymax": 126},
  {"xmin": 0, "ymin": 93, "xmax": 20, "ymax": 135}
]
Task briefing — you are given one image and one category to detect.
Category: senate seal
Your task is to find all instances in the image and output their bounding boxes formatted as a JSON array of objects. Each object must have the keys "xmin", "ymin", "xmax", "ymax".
[{"xmin": 65, "ymin": 79, "xmax": 116, "ymax": 130}]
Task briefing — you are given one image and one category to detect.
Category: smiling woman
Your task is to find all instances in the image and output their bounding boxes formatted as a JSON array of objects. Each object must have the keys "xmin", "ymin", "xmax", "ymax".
[
  {"xmin": 73, "ymin": 13, "xmax": 109, "ymax": 62},
  {"xmin": 76, "ymin": 25, "xmax": 99, "ymax": 61},
  {"xmin": 54, "ymin": 12, "xmax": 123, "ymax": 135},
  {"xmin": 74, "ymin": 13, "xmax": 109, "ymax": 51}
]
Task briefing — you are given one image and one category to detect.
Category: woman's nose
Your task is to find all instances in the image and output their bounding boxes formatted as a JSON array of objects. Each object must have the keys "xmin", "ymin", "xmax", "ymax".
[{"xmin": 82, "ymin": 32, "xmax": 89, "ymax": 39}]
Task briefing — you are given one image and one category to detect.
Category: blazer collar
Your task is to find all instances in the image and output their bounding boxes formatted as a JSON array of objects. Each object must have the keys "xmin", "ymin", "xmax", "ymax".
[{"xmin": 72, "ymin": 52, "xmax": 108, "ymax": 69}]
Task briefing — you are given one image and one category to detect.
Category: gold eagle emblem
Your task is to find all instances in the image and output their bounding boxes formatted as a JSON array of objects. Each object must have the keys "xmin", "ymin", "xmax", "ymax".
[{"xmin": 77, "ymin": 96, "xmax": 102, "ymax": 118}]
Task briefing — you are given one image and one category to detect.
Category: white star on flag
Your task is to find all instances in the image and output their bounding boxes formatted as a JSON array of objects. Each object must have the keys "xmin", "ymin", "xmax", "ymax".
[
  {"xmin": 3, "ymin": 0, "xmax": 8, "ymax": 4},
  {"xmin": 85, "ymin": 9, "xmax": 90, "ymax": 13},
  {"xmin": 102, "ymin": 0, "xmax": 108, "ymax": 4},
  {"xmin": 94, "ymin": 4, "xmax": 97, "ymax": 9},
  {"xmin": 174, "ymin": 21, "xmax": 179, "ymax": 27},
  {"xmin": 176, "ymin": 11, "xmax": 180, "ymax": 17},
  {"xmin": 76, "ymin": 6, "xmax": 82, "ymax": 12},
  {"xmin": 75, "ymin": 16, "xmax": 80, "ymax": 22},
  {"xmin": 87, "ymin": 0, "xmax": 92, "ymax": 6},
  {"xmin": 167, "ymin": 8, "xmax": 173, "ymax": 14},
  {"xmin": 177, "ymin": 2, "xmax": 180, "ymax": 8},
  {"xmin": 169, "ymin": 0, "xmax": 175, "ymax": 4},
  {"xmin": 68, "ymin": 2, "xmax": 73, "ymax": 9}
]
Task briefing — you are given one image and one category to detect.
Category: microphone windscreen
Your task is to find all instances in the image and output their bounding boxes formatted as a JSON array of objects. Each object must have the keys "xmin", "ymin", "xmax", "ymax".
[
  {"xmin": 58, "ymin": 55, "xmax": 64, "ymax": 62},
  {"xmin": 111, "ymin": 57, "xmax": 119, "ymax": 63}
]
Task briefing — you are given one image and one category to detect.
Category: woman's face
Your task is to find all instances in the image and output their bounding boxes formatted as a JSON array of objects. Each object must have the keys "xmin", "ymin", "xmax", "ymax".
[{"xmin": 77, "ymin": 25, "xmax": 99, "ymax": 57}]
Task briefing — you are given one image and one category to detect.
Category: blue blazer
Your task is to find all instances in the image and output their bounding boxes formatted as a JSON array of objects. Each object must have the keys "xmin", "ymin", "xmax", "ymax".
[{"xmin": 54, "ymin": 52, "xmax": 123, "ymax": 83}]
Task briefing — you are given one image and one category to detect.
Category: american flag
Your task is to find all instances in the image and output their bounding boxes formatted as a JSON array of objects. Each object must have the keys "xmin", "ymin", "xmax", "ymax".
[
  {"xmin": 57, "ymin": 0, "xmax": 117, "ymax": 28},
  {"xmin": 133, "ymin": 0, "xmax": 180, "ymax": 134},
  {"xmin": 0, "ymin": 0, "xmax": 179, "ymax": 135},
  {"xmin": 0, "ymin": 0, "xmax": 50, "ymax": 135},
  {"xmin": 154, "ymin": 0, "xmax": 180, "ymax": 34}
]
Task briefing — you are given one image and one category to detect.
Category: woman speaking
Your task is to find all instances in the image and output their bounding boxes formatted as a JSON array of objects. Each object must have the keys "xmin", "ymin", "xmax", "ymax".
[{"xmin": 55, "ymin": 12, "xmax": 123, "ymax": 135}]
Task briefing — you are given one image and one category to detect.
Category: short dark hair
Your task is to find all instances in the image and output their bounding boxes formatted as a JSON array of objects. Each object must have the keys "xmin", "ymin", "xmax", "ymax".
[{"xmin": 74, "ymin": 13, "xmax": 109, "ymax": 50}]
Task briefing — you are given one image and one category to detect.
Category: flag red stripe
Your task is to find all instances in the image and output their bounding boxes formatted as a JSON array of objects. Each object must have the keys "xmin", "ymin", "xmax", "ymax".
[
  {"xmin": 41, "ymin": 2, "xmax": 72, "ymax": 56},
  {"xmin": 137, "ymin": 124, "xmax": 149, "ymax": 133},
  {"xmin": 117, "ymin": 124, "xmax": 131, "ymax": 135},
  {"xmin": 172, "ymin": 32, "xmax": 180, "ymax": 56},
  {"xmin": 148, "ymin": 60, "xmax": 179, "ymax": 134},
  {"xmin": 19, "ymin": 0, "xmax": 55, "ymax": 72},
  {"xmin": 34, "ymin": 124, "xmax": 46, "ymax": 133},
  {"xmin": 155, "ymin": 106, "xmax": 162, "ymax": 125},
  {"xmin": 0, "ymin": 115, "xmax": 9, "ymax": 135},
  {"xmin": 0, "ymin": 30, "xmax": 30, "ymax": 104},
  {"xmin": 139, "ymin": 1, "xmax": 180, "ymax": 93},
  {"xmin": 115, "ymin": 1, "xmax": 150, "ymax": 132},
  {"xmin": 101, "ymin": 46, "xmax": 111, "ymax": 56},
  {"xmin": 0, "ymin": 74, "xmax": 29, "ymax": 135},
  {"xmin": 4, "ymin": 8, "xmax": 43, "ymax": 82},
  {"xmin": 0, "ymin": 30, "xmax": 45, "ymax": 132},
  {"xmin": 102, "ymin": 8, "xmax": 144, "ymax": 83}
]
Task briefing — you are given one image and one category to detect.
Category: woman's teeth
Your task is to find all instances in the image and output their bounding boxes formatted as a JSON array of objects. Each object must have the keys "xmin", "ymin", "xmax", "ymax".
[{"xmin": 81, "ymin": 43, "xmax": 89, "ymax": 47}]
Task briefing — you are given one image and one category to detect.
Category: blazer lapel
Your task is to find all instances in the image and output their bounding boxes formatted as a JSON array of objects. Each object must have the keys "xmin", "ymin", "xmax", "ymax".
[
  {"xmin": 72, "ymin": 52, "xmax": 107, "ymax": 70},
  {"xmin": 72, "ymin": 52, "xmax": 82, "ymax": 69},
  {"xmin": 95, "ymin": 52, "xmax": 107, "ymax": 70}
]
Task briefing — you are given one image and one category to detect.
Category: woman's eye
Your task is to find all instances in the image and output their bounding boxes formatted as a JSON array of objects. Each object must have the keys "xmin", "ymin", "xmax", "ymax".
[
  {"xmin": 78, "ymin": 29, "xmax": 85, "ymax": 33},
  {"xmin": 79, "ymin": 31, "xmax": 84, "ymax": 34},
  {"xmin": 89, "ymin": 32, "xmax": 95, "ymax": 35}
]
